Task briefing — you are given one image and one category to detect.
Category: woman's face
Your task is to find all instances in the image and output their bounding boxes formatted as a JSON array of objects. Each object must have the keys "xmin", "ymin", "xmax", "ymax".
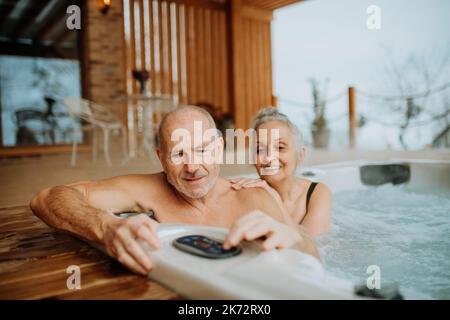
[{"xmin": 255, "ymin": 120, "xmax": 303, "ymax": 183}]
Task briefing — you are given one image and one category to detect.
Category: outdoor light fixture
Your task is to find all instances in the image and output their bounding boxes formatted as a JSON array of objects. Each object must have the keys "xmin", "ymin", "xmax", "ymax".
[{"xmin": 98, "ymin": 0, "xmax": 111, "ymax": 15}]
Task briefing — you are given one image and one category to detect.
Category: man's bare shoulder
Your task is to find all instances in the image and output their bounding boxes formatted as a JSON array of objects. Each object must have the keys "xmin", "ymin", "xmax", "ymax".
[
  {"xmin": 233, "ymin": 183, "xmax": 274, "ymax": 205},
  {"xmin": 229, "ymin": 181, "xmax": 286, "ymax": 223},
  {"xmin": 71, "ymin": 172, "xmax": 166, "ymax": 192},
  {"xmin": 98, "ymin": 172, "xmax": 168, "ymax": 190},
  {"xmin": 66, "ymin": 172, "xmax": 170, "ymax": 213}
]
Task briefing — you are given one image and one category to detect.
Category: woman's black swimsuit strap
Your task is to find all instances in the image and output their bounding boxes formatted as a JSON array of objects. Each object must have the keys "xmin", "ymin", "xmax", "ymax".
[{"xmin": 305, "ymin": 182, "xmax": 318, "ymax": 211}]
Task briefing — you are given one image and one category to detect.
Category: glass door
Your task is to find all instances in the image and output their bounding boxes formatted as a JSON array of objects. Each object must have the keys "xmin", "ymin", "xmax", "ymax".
[{"xmin": 0, "ymin": 0, "xmax": 84, "ymax": 153}]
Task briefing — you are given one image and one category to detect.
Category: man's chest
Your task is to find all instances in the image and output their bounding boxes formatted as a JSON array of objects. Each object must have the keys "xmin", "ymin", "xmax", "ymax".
[{"xmin": 147, "ymin": 195, "xmax": 256, "ymax": 228}]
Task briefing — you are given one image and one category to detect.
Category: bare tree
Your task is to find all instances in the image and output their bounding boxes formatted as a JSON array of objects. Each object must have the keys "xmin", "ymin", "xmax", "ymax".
[
  {"xmin": 370, "ymin": 45, "xmax": 450, "ymax": 149},
  {"xmin": 309, "ymin": 77, "xmax": 331, "ymax": 148}
]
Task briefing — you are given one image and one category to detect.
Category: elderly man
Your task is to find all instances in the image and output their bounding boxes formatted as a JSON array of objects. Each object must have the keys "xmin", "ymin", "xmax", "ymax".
[{"xmin": 30, "ymin": 106, "xmax": 319, "ymax": 275}]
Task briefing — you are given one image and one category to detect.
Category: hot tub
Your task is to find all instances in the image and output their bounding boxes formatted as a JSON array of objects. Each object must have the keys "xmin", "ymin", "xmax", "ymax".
[
  {"xmin": 148, "ymin": 159, "xmax": 450, "ymax": 299},
  {"xmin": 299, "ymin": 159, "xmax": 450, "ymax": 299},
  {"xmin": 89, "ymin": 159, "xmax": 449, "ymax": 299},
  {"xmin": 146, "ymin": 224, "xmax": 363, "ymax": 299}
]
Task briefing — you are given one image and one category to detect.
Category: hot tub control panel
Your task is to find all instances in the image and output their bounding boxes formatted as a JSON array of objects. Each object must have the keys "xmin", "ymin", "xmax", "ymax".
[{"xmin": 173, "ymin": 235, "xmax": 242, "ymax": 259}]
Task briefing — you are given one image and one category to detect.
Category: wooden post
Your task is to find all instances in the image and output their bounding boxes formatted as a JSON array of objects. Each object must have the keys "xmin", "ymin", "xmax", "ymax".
[
  {"xmin": 271, "ymin": 95, "xmax": 278, "ymax": 107},
  {"xmin": 230, "ymin": 0, "xmax": 244, "ymax": 129},
  {"xmin": 348, "ymin": 86, "xmax": 356, "ymax": 148}
]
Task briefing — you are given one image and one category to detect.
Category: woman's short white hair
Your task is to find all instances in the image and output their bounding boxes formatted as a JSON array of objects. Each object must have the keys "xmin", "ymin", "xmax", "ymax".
[{"xmin": 252, "ymin": 107, "xmax": 304, "ymax": 152}]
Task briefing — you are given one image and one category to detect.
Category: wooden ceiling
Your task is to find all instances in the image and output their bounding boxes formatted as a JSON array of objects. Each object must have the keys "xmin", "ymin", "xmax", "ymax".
[
  {"xmin": 242, "ymin": 0, "xmax": 302, "ymax": 11},
  {"xmin": 0, "ymin": 0, "xmax": 80, "ymax": 59},
  {"xmin": 0, "ymin": 0, "xmax": 302, "ymax": 59},
  {"xmin": 200, "ymin": 0, "xmax": 303, "ymax": 11}
]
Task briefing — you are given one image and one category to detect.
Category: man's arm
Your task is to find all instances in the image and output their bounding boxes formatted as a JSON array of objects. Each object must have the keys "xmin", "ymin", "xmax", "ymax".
[{"xmin": 30, "ymin": 175, "xmax": 160, "ymax": 274}]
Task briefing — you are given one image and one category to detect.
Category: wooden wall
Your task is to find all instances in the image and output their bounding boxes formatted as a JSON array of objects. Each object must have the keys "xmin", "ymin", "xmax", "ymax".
[
  {"xmin": 230, "ymin": 0, "xmax": 274, "ymax": 129},
  {"xmin": 123, "ymin": 0, "xmax": 277, "ymax": 129},
  {"xmin": 123, "ymin": 0, "xmax": 230, "ymax": 115},
  {"xmin": 0, "ymin": 0, "xmax": 300, "ymax": 157}
]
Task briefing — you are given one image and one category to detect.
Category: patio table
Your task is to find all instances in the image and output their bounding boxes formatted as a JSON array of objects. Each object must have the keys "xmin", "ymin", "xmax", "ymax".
[{"xmin": 115, "ymin": 95, "xmax": 177, "ymax": 164}]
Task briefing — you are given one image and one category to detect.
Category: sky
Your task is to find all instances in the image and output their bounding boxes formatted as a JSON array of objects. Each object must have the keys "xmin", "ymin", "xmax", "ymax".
[{"xmin": 272, "ymin": 0, "xmax": 450, "ymax": 150}]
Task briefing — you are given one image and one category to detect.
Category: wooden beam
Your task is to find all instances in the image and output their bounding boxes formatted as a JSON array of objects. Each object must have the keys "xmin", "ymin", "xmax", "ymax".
[
  {"xmin": 52, "ymin": 23, "xmax": 76, "ymax": 48},
  {"xmin": 138, "ymin": 0, "xmax": 146, "ymax": 72},
  {"xmin": 170, "ymin": 0, "xmax": 226, "ymax": 11},
  {"xmin": 175, "ymin": 2, "xmax": 183, "ymax": 102},
  {"xmin": 221, "ymin": 10, "xmax": 229, "ymax": 115},
  {"xmin": 0, "ymin": 1, "xmax": 16, "ymax": 31},
  {"xmin": 0, "ymin": 40, "xmax": 70, "ymax": 58},
  {"xmin": 11, "ymin": 2, "xmax": 47, "ymax": 39},
  {"xmin": 185, "ymin": 5, "xmax": 193, "ymax": 103},
  {"xmin": 243, "ymin": 0, "xmax": 301, "ymax": 11},
  {"xmin": 78, "ymin": 0, "xmax": 90, "ymax": 101},
  {"xmin": 348, "ymin": 86, "xmax": 356, "ymax": 148},
  {"xmin": 166, "ymin": 1, "xmax": 173, "ymax": 95},
  {"xmin": 149, "ymin": 0, "xmax": 156, "ymax": 94},
  {"xmin": 128, "ymin": 0, "xmax": 137, "ymax": 93},
  {"xmin": 251, "ymin": 19, "xmax": 258, "ymax": 115},
  {"xmin": 0, "ymin": 145, "xmax": 91, "ymax": 157},
  {"xmin": 230, "ymin": 0, "xmax": 245, "ymax": 129},
  {"xmin": 190, "ymin": 6, "xmax": 198, "ymax": 103},
  {"xmin": 241, "ymin": 5, "xmax": 272, "ymax": 22},
  {"xmin": 256, "ymin": 19, "xmax": 264, "ymax": 109},
  {"xmin": 266, "ymin": 22, "xmax": 273, "ymax": 107},
  {"xmin": 0, "ymin": 0, "xmax": 35, "ymax": 39},
  {"xmin": 204, "ymin": 8, "xmax": 212, "ymax": 106},
  {"xmin": 158, "ymin": 0, "xmax": 165, "ymax": 94},
  {"xmin": 40, "ymin": 13, "xmax": 68, "ymax": 43},
  {"xmin": 196, "ymin": 6, "xmax": 205, "ymax": 102},
  {"xmin": 25, "ymin": 0, "xmax": 69, "ymax": 40},
  {"xmin": 52, "ymin": 31, "xmax": 78, "ymax": 60},
  {"xmin": 211, "ymin": 9, "xmax": 219, "ymax": 109},
  {"xmin": 243, "ymin": 18, "xmax": 250, "ymax": 126}
]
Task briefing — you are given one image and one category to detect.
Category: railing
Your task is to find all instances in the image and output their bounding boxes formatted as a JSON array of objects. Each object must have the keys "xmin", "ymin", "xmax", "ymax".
[{"xmin": 278, "ymin": 81, "xmax": 450, "ymax": 149}]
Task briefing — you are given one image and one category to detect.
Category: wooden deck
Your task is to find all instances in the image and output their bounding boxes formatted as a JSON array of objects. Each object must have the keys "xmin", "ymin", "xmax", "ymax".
[{"xmin": 0, "ymin": 205, "xmax": 181, "ymax": 300}]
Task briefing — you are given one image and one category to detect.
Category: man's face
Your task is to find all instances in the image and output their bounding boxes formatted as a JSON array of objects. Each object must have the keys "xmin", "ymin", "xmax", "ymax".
[{"xmin": 157, "ymin": 112, "xmax": 223, "ymax": 199}]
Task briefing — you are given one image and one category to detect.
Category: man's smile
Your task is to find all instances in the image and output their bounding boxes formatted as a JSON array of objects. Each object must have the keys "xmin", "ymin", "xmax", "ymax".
[{"xmin": 183, "ymin": 175, "xmax": 207, "ymax": 183}]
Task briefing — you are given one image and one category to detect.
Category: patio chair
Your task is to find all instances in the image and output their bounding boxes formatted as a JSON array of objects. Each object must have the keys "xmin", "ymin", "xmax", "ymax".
[
  {"xmin": 12, "ymin": 109, "xmax": 56, "ymax": 145},
  {"xmin": 63, "ymin": 97, "xmax": 127, "ymax": 166}
]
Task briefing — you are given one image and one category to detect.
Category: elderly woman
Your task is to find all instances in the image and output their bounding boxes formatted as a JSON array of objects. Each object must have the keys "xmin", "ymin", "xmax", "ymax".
[{"xmin": 231, "ymin": 107, "xmax": 332, "ymax": 236}]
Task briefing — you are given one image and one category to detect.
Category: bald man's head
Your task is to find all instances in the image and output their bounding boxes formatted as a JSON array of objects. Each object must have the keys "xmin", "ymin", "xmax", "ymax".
[
  {"xmin": 156, "ymin": 105, "xmax": 223, "ymax": 199},
  {"xmin": 157, "ymin": 105, "xmax": 217, "ymax": 150}
]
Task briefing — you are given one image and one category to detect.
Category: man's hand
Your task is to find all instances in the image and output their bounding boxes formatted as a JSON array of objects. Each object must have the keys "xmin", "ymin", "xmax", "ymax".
[
  {"xmin": 102, "ymin": 214, "xmax": 160, "ymax": 275},
  {"xmin": 223, "ymin": 210, "xmax": 303, "ymax": 251}
]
